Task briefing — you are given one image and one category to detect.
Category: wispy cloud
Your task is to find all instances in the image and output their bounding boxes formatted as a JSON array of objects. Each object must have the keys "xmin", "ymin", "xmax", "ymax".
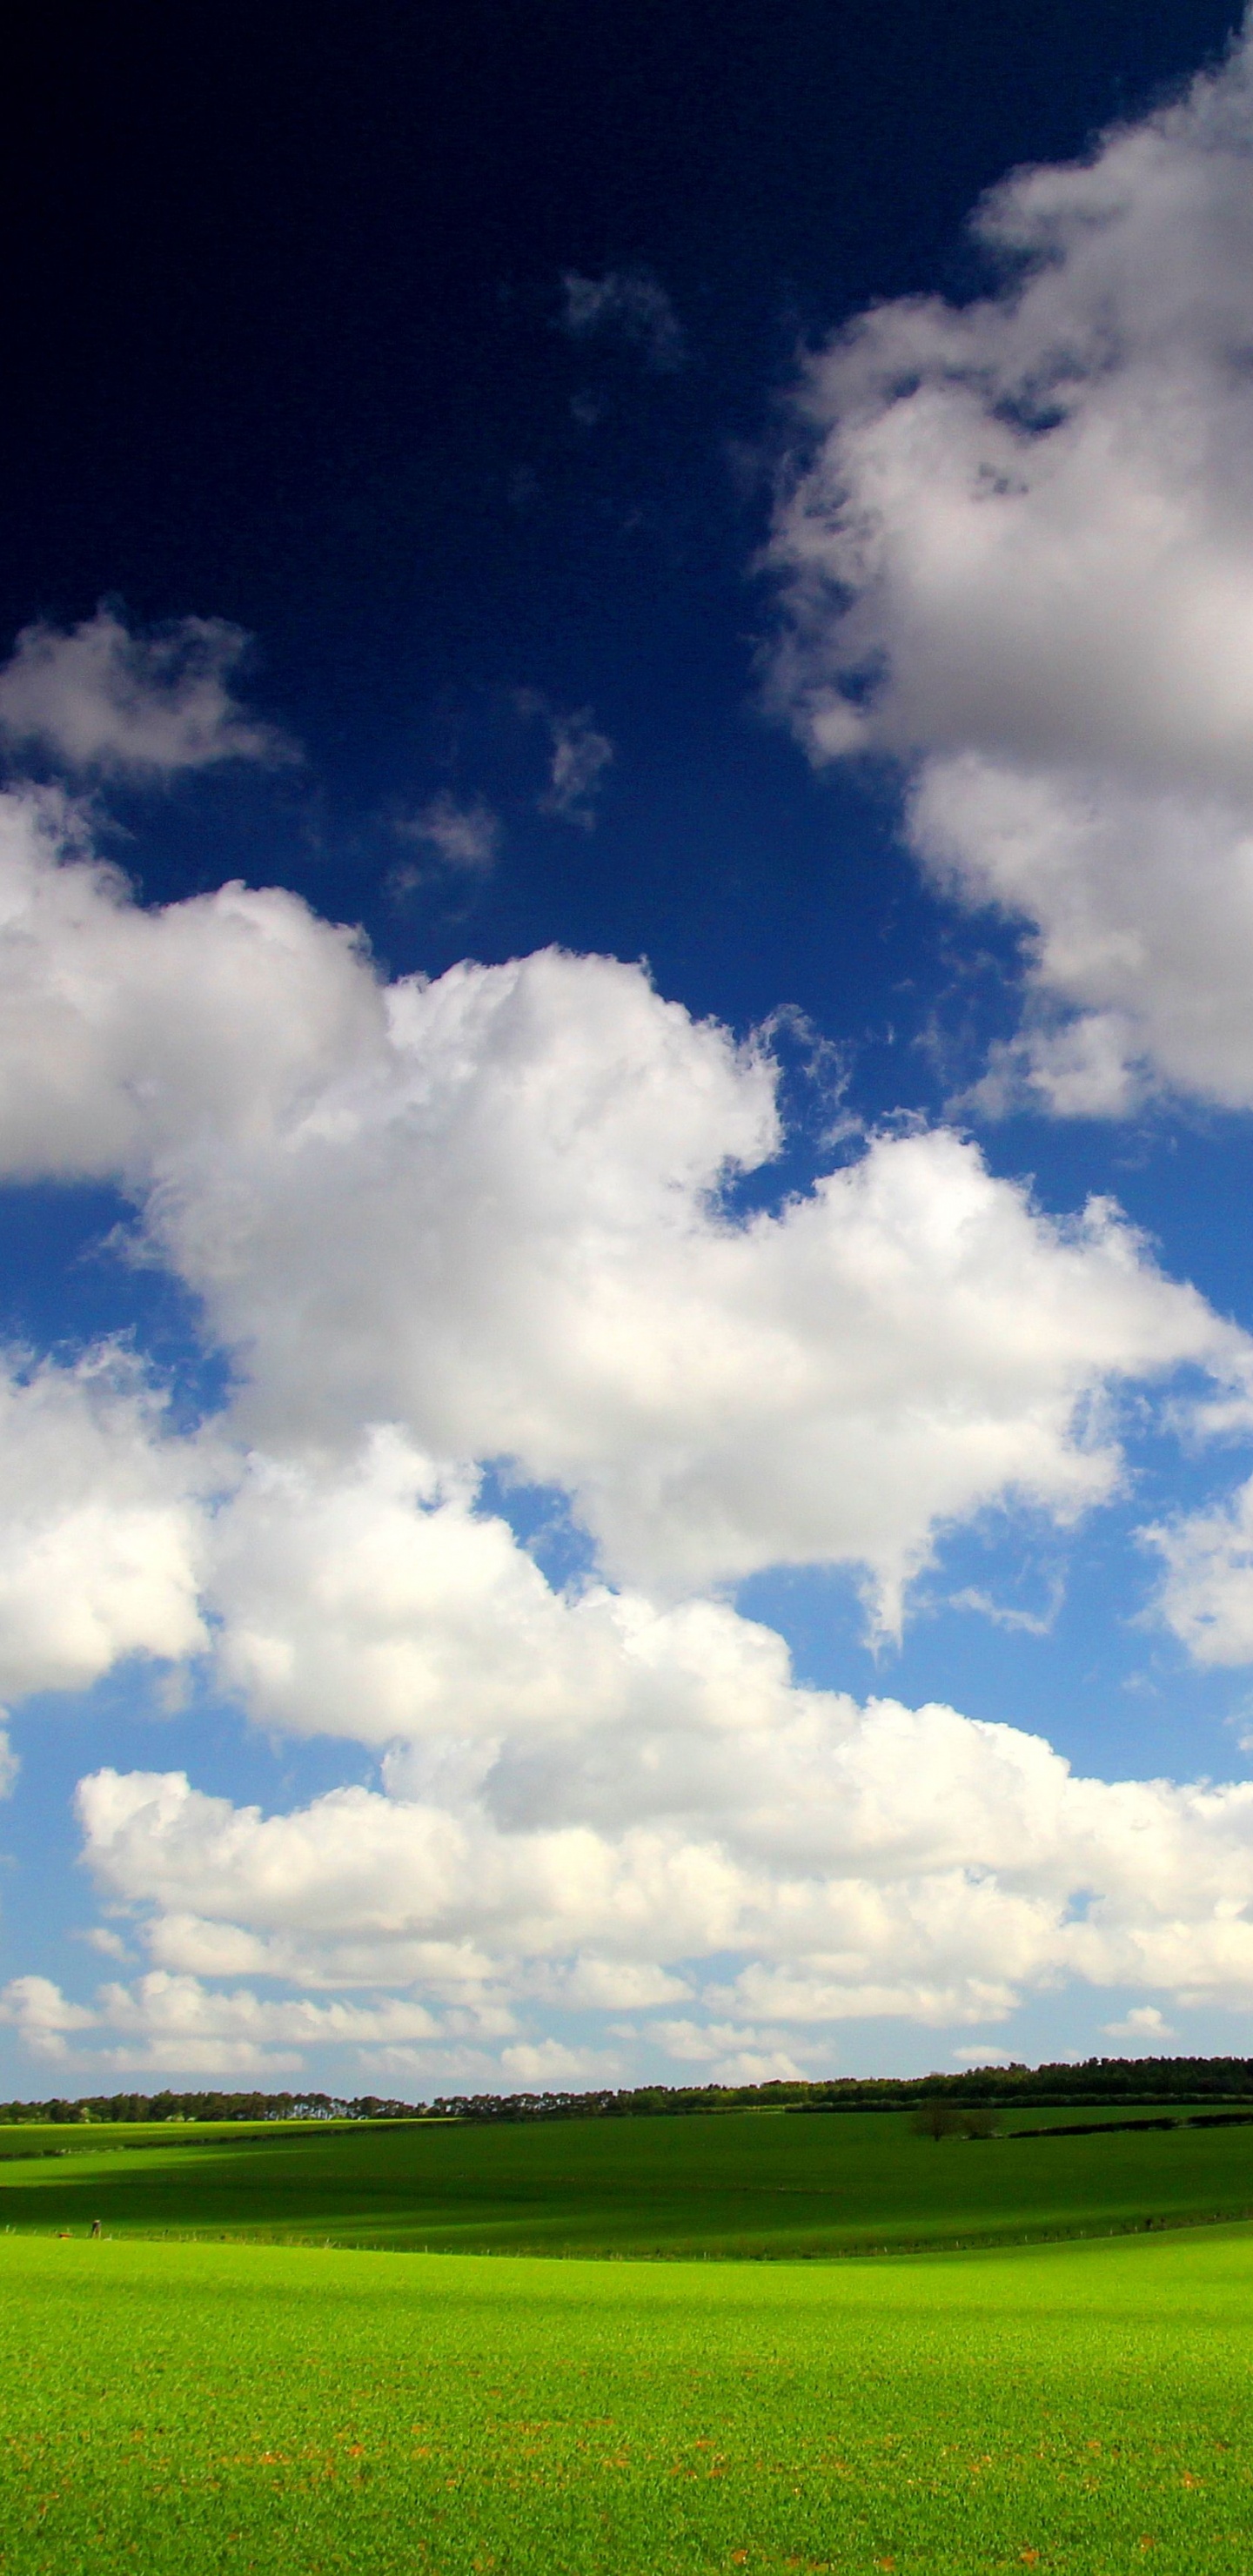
[
  {"xmin": 948, "ymin": 1581, "xmax": 1063, "ymax": 1638},
  {"xmin": 392, "ymin": 791, "xmax": 502, "ymax": 882},
  {"xmin": 559, "ymin": 266, "xmax": 686, "ymax": 372},
  {"xmin": 535, "ymin": 703, "xmax": 615, "ymax": 828}
]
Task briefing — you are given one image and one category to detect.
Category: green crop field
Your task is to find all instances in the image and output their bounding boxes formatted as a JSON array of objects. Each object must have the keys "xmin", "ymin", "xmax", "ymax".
[
  {"xmin": 3, "ymin": 2224, "xmax": 1253, "ymax": 2573},
  {"xmin": 2, "ymin": 2104, "xmax": 1253, "ymax": 2257},
  {"xmin": 5, "ymin": 2111, "xmax": 1253, "ymax": 2572}
]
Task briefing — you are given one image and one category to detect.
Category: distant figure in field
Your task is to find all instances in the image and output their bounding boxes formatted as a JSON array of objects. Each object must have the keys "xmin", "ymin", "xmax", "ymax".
[{"xmin": 90, "ymin": 2217, "xmax": 101, "ymax": 2237}]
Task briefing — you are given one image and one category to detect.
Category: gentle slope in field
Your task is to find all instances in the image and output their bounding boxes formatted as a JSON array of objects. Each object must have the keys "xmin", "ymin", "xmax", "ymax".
[{"xmin": 2, "ymin": 2106, "xmax": 1253, "ymax": 2257}]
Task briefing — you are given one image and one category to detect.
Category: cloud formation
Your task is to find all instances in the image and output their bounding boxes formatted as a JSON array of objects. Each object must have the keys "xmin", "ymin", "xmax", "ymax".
[
  {"xmin": 0, "ymin": 609, "xmax": 293, "ymax": 778},
  {"xmin": 767, "ymin": 23, "xmax": 1253, "ymax": 1114},
  {"xmin": 0, "ymin": 1967, "xmax": 456, "ymax": 2076},
  {"xmin": 58, "ymin": 1680, "xmax": 1253, "ymax": 2079},
  {"xmin": 515, "ymin": 692, "xmax": 615, "ymax": 825},
  {"xmin": 394, "ymin": 792, "xmax": 501, "ymax": 878},
  {"xmin": 1, "ymin": 785, "xmax": 1251, "ymax": 2072},
  {"xmin": 1147, "ymin": 1473, "xmax": 1253, "ymax": 1666},
  {"xmin": 559, "ymin": 268, "xmax": 686, "ymax": 371},
  {"xmin": 0, "ymin": 789, "xmax": 1242, "ymax": 1624},
  {"xmin": 1103, "ymin": 2003, "xmax": 1176, "ymax": 2043},
  {"xmin": 539, "ymin": 707, "xmax": 615, "ymax": 827},
  {"xmin": 0, "ymin": 1349, "xmax": 206, "ymax": 1697}
]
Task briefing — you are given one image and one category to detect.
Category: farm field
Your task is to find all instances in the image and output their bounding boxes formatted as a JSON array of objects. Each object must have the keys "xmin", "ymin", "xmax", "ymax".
[
  {"xmin": 3, "ymin": 2222, "xmax": 1253, "ymax": 2573},
  {"xmin": 2, "ymin": 2105, "xmax": 1253, "ymax": 2257}
]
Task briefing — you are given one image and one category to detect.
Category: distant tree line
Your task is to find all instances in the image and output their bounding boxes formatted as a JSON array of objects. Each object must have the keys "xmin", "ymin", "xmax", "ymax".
[
  {"xmin": 425, "ymin": 2056, "xmax": 1253, "ymax": 2122},
  {"xmin": 0, "ymin": 2090, "xmax": 418, "ymax": 2124},
  {"xmin": 4, "ymin": 2056, "xmax": 1253, "ymax": 2127}
]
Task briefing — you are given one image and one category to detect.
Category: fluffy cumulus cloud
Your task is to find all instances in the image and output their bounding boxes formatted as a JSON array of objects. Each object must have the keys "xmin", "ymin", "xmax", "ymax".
[
  {"xmin": 1146, "ymin": 1473, "xmax": 1253, "ymax": 1666},
  {"xmin": 0, "ymin": 608, "xmax": 293, "ymax": 778},
  {"xmin": 0, "ymin": 1967, "xmax": 459, "ymax": 2076},
  {"xmin": 208, "ymin": 1435, "xmax": 809, "ymax": 1751},
  {"xmin": 0, "ymin": 788, "xmax": 1244, "ymax": 1624},
  {"xmin": 55, "ymin": 1683, "xmax": 1253, "ymax": 2081},
  {"xmin": 3, "ymin": 786, "xmax": 1253, "ymax": 2075},
  {"xmin": 653, "ymin": 2023, "xmax": 818, "ymax": 2083},
  {"xmin": 1104, "ymin": 2004, "xmax": 1176, "ymax": 2043},
  {"xmin": 0, "ymin": 1976, "xmax": 97, "ymax": 2056},
  {"xmin": 0, "ymin": 1349, "xmax": 207, "ymax": 1696},
  {"xmin": 767, "ymin": 22, "xmax": 1253, "ymax": 1114}
]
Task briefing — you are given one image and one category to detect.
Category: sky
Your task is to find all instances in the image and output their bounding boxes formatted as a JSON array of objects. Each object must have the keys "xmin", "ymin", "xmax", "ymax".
[{"xmin": 6, "ymin": 0, "xmax": 1253, "ymax": 2097}]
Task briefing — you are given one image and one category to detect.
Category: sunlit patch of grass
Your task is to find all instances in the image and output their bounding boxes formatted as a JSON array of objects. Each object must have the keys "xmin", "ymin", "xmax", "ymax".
[{"xmin": 2, "ymin": 2226, "xmax": 1253, "ymax": 2571}]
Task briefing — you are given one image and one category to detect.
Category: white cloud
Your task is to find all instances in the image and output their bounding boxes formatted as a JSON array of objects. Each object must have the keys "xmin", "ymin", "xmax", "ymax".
[
  {"xmin": 95, "ymin": 1972, "xmax": 443, "ymax": 2068},
  {"xmin": 70, "ymin": 1680, "xmax": 1253, "ymax": 2029},
  {"xmin": 0, "ymin": 791, "xmax": 381, "ymax": 1185},
  {"xmin": 1103, "ymin": 2003, "xmax": 1176, "ymax": 2042},
  {"xmin": 194, "ymin": 1124, "xmax": 1250, "ymax": 1625},
  {"xmin": 909, "ymin": 761, "xmax": 1253, "ymax": 1116},
  {"xmin": 0, "ymin": 791, "xmax": 1243, "ymax": 1627},
  {"xmin": 0, "ymin": 1348, "xmax": 208, "ymax": 1696},
  {"xmin": 653, "ymin": 2020, "xmax": 818, "ymax": 2083},
  {"xmin": 526, "ymin": 1958, "xmax": 692, "ymax": 2009},
  {"xmin": 499, "ymin": 2038, "xmax": 621, "ymax": 2086},
  {"xmin": 712, "ymin": 2051, "xmax": 813, "ymax": 2085},
  {"xmin": 3, "ymin": 783, "xmax": 1253, "ymax": 2059},
  {"xmin": 209, "ymin": 1432, "xmax": 814, "ymax": 1748},
  {"xmin": 0, "ymin": 609, "xmax": 293, "ymax": 778},
  {"xmin": 137, "ymin": 1915, "xmax": 507, "ymax": 2005},
  {"xmin": 767, "ymin": 23, "xmax": 1253, "ymax": 1114},
  {"xmin": 947, "ymin": 1580, "xmax": 1061, "ymax": 1638},
  {"xmin": 394, "ymin": 792, "xmax": 500, "ymax": 878},
  {"xmin": 559, "ymin": 269, "xmax": 686, "ymax": 371},
  {"xmin": 0, "ymin": 1966, "xmax": 455, "ymax": 2078},
  {"xmin": 0, "ymin": 1974, "xmax": 97, "ymax": 2058},
  {"xmin": 1146, "ymin": 1474, "xmax": 1253, "ymax": 1665}
]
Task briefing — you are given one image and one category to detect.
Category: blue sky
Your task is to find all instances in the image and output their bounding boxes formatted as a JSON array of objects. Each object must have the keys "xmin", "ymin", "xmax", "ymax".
[{"xmin": 4, "ymin": 0, "xmax": 1253, "ymax": 2094}]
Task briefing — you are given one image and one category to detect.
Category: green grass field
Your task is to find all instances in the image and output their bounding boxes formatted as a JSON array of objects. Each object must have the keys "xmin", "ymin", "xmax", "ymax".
[
  {"xmin": 3, "ymin": 2224, "xmax": 1253, "ymax": 2573},
  {"xmin": 5, "ymin": 2112, "xmax": 1253, "ymax": 2572},
  {"xmin": 2, "ymin": 2105, "xmax": 1252, "ymax": 2257}
]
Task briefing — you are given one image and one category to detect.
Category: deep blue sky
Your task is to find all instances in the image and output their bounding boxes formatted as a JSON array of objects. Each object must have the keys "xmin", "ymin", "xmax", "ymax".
[{"xmin": 4, "ymin": 0, "xmax": 1241, "ymax": 996}]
